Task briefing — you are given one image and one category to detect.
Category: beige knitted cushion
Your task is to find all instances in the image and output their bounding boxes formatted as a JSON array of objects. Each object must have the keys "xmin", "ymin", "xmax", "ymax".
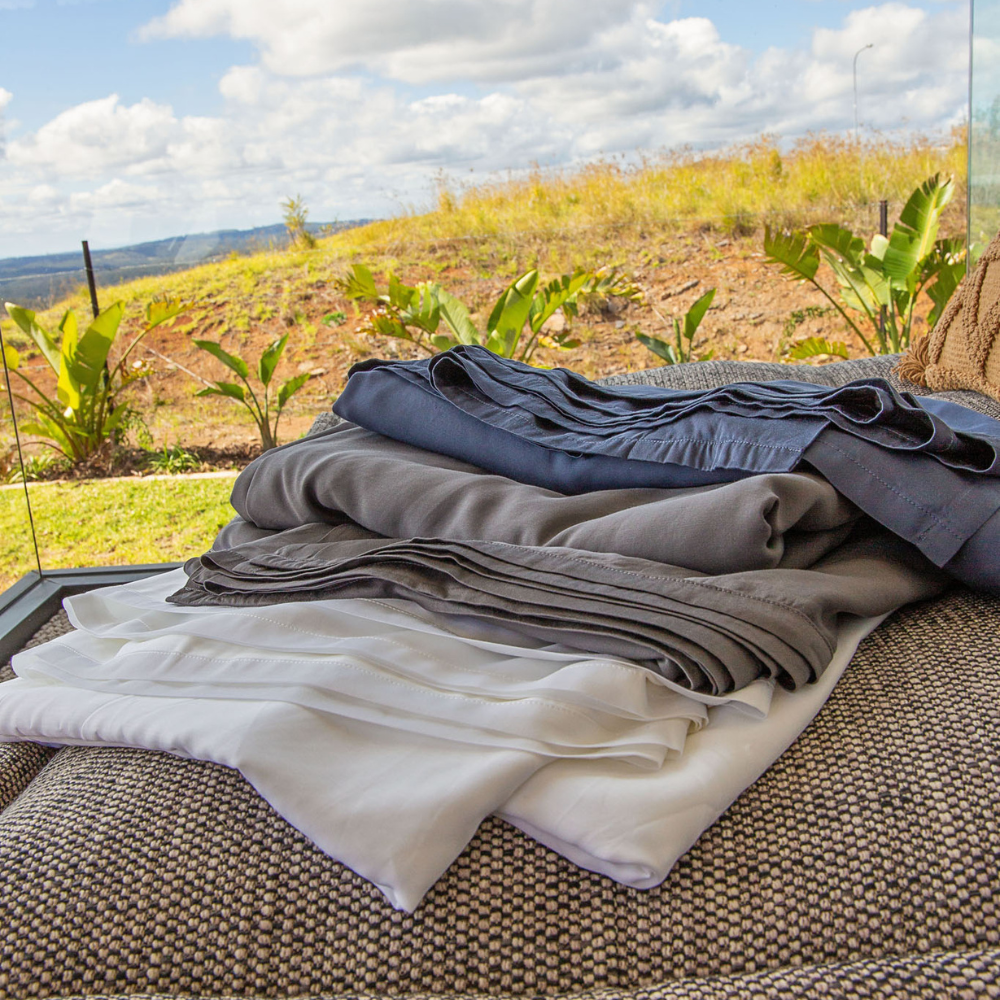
[{"xmin": 897, "ymin": 230, "xmax": 1000, "ymax": 400}]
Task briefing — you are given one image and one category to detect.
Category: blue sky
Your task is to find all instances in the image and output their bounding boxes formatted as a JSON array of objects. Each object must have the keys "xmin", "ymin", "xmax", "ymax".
[{"xmin": 0, "ymin": 0, "xmax": 971, "ymax": 257}]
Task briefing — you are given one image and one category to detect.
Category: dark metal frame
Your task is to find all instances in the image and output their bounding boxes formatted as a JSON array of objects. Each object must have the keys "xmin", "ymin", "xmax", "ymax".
[{"xmin": 0, "ymin": 564, "xmax": 182, "ymax": 663}]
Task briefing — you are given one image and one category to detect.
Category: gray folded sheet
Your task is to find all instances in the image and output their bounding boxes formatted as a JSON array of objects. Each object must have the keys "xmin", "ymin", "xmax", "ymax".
[{"xmin": 170, "ymin": 423, "xmax": 947, "ymax": 696}]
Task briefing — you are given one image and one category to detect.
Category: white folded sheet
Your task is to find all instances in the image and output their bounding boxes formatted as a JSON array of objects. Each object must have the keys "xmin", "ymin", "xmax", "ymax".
[
  {"xmin": 0, "ymin": 570, "xmax": 881, "ymax": 910},
  {"xmin": 498, "ymin": 612, "xmax": 880, "ymax": 886}
]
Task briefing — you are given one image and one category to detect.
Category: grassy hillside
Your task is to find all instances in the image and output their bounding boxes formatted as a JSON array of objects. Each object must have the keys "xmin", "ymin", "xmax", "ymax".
[
  {"xmin": 1, "ymin": 130, "xmax": 968, "ymax": 459},
  {"xmin": 337, "ymin": 132, "xmax": 967, "ymax": 251}
]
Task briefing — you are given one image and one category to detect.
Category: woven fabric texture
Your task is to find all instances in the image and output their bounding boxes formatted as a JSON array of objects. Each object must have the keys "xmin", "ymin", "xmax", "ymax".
[
  {"xmin": 1, "ymin": 356, "xmax": 998, "ymax": 999},
  {"xmin": 39, "ymin": 947, "xmax": 1000, "ymax": 1000},
  {"xmin": 0, "ymin": 611, "xmax": 68, "ymax": 812},
  {"xmin": 0, "ymin": 590, "xmax": 998, "ymax": 998},
  {"xmin": 896, "ymin": 233, "xmax": 1000, "ymax": 403}
]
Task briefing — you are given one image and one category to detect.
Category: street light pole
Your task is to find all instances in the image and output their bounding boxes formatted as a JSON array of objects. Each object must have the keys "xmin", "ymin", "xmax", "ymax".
[{"xmin": 854, "ymin": 43, "xmax": 874, "ymax": 143}]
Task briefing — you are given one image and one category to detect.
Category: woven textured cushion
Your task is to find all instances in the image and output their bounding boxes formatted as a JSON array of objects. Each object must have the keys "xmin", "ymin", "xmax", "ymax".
[
  {"xmin": 896, "ymin": 230, "xmax": 1000, "ymax": 402},
  {"xmin": 1, "ymin": 593, "xmax": 998, "ymax": 999},
  {"xmin": 1, "ymin": 354, "xmax": 999, "ymax": 1000},
  {"xmin": 39, "ymin": 949, "xmax": 1000, "ymax": 1000}
]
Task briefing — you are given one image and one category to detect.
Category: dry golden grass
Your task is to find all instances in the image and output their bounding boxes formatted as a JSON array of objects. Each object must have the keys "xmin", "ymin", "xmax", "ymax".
[{"xmin": 325, "ymin": 129, "xmax": 967, "ymax": 261}]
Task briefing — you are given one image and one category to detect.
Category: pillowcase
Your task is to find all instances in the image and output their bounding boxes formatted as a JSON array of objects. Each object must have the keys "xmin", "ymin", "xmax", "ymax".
[{"xmin": 896, "ymin": 228, "xmax": 1000, "ymax": 402}]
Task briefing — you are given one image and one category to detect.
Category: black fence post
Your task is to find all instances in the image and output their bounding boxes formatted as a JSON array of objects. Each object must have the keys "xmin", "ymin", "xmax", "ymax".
[
  {"xmin": 879, "ymin": 200, "xmax": 888, "ymax": 338},
  {"xmin": 81, "ymin": 240, "xmax": 100, "ymax": 319}
]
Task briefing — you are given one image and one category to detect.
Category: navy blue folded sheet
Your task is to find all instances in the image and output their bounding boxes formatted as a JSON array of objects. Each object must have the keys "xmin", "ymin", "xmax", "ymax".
[
  {"xmin": 332, "ymin": 347, "xmax": 1000, "ymax": 592},
  {"xmin": 337, "ymin": 346, "xmax": 1000, "ymax": 477},
  {"xmin": 332, "ymin": 360, "xmax": 751, "ymax": 492}
]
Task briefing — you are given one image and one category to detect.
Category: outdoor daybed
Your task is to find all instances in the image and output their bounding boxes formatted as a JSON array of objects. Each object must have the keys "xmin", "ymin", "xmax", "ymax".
[{"xmin": 0, "ymin": 353, "xmax": 998, "ymax": 1000}]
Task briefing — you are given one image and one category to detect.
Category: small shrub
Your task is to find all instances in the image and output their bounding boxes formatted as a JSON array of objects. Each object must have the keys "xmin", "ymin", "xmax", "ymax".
[
  {"xmin": 338, "ymin": 264, "xmax": 642, "ymax": 364},
  {"xmin": 1, "ymin": 298, "xmax": 185, "ymax": 462},
  {"xmin": 0, "ymin": 450, "xmax": 66, "ymax": 484},
  {"xmin": 636, "ymin": 289, "xmax": 716, "ymax": 365},
  {"xmin": 282, "ymin": 194, "xmax": 317, "ymax": 251},
  {"xmin": 763, "ymin": 174, "xmax": 964, "ymax": 355},
  {"xmin": 194, "ymin": 334, "xmax": 311, "ymax": 451},
  {"xmin": 145, "ymin": 445, "xmax": 200, "ymax": 475}
]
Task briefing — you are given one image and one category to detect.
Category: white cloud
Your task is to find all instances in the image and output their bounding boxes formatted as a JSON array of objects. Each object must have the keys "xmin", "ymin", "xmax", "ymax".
[
  {"xmin": 140, "ymin": 0, "xmax": 646, "ymax": 83},
  {"xmin": 219, "ymin": 65, "xmax": 265, "ymax": 104},
  {"xmin": 70, "ymin": 178, "xmax": 163, "ymax": 212},
  {"xmin": 510, "ymin": 2, "xmax": 967, "ymax": 151},
  {"xmin": 7, "ymin": 95, "xmax": 177, "ymax": 176},
  {"xmin": 26, "ymin": 183, "xmax": 60, "ymax": 205},
  {"xmin": 0, "ymin": 1, "xmax": 970, "ymax": 256}
]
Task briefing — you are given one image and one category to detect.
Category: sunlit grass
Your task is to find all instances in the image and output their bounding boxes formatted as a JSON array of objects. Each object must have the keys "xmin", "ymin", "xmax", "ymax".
[
  {"xmin": 324, "ymin": 129, "xmax": 968, "ymax": 254},
  {"xmin": 0, "ymin": 475, "xmax": 238, "ymax": 589}
]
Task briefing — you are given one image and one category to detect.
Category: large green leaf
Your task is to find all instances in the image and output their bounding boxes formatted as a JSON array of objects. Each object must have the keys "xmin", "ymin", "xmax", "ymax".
[
  {"xmin": 763, "ymin": 227, "xmax": 820, "ymax": 282},
  {"xmin": 340, "ymin": 264, "xmax": 380, "ymax": 301},
  {"xmin": 402, "ymin": 284, "xmax": 441, "ymax": 335},
  {"xmin": 437, "ymin": 289, "xmax": 481, "ymax": 345},
  {"xmin": 918, "ymin": 236, "xmax": 965, "ymax": 287},
  {"xmin": 635, "ymin": 332, "xmax": 679, "ymax": 365},
  {"xmin": 58, "ymin": 310, "xmax": 78, "ymax": 348},
  {"xmin": 819, "ymin": 252, "xmax": 885, "ymax": 317},
  {"xmin": 74, "ymin": 302, "xmax": 125, "ymax": 387},
  {"xmin": 5, "ymin": 303, "xmax": 61, "ymax": 372},
  {"xmin": 257, "ymin": 335, "xmax": 288, "ymax": 387},
  {"xmin": 528, "ymin": 270, "xmax": 591, "ymax": 333},
  {"xmin": 146, "ymin": 298, "xmax": 188, "ymax": 328},
  {"xmin": 388, "ymin": 273, "xmax": 418, "ymax": 310},
  {"xmin": 483, "ymin": 330, "xmax": 508, "ymax": 355},
  {"xmin": 882, "ymin": 174, "xmax": 954, "ymax": 282},
  {"xmin": 370, "ymin": 313, "xmax": 414, "ymax": 340},
  {"xmin": 277, "ymin": 372, "xmax": 310, "ymax": 409},
  {"xmin": 682, "ymin": 288, "xmax": 716, "ymax": 340},
  {"xmin": 486, "ymin": 270, "xmax": 539, "ymax": 356},
  {"xmin": 430, "ymin": 333, "xmax": 460, "ymax": 352},
  {"xmin": 927, "ymin": 259, "xmax": 966, "ymax": 328},
  {"xmin": 807, "ymin": 224, "xmax": 865, "ymax": 266},
  {"xmin": 196, "ymin": 381, "xmax": 246, "ymax": 402},
  {"xmin": 102, "ymin": 400, "xmax": 130, "ymax": 435},
  {"xmin": 787, "ymin": 337, "xmax": 849, "ymax": 360},
  {"xmin": 19, "ymin": 414, "xmax": 79, "ymax": 460},
  {"xmin": 194, "ymin": 340, "xmax": 250, "ymax": 379},
  {"xmin": 56, "ymin": 312, "xmax": 82, "ymax": 412}
]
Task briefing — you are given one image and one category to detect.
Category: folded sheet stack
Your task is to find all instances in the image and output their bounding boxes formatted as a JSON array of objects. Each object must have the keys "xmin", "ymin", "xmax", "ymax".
[
  {"xmin": 334, "ymin": 346, "xmax": 1000, "ymax": 590},
  {"xmin": 175, "ymin": 422, "xmax": 944, "ymax": 695},
  {"xmin": 4, "ymin": 347, "xmax": 1000, "ymax": 910}
]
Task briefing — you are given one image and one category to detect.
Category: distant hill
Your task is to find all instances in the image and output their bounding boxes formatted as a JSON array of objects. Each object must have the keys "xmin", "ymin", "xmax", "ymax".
[{"xmin": 0, "ymin": 220, "xmax": 371, "ymax": 310}]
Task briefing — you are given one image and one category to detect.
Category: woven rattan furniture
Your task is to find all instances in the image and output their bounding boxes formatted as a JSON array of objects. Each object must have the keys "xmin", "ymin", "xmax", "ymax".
[{"xmin": 0, "ymin": 356, "xmax": 997, "ymax": 1000}]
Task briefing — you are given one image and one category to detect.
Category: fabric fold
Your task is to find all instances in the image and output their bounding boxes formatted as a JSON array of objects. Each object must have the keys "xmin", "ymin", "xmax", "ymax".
[
  {"xmin": 1, "ymin": 569, "xmax": 745, "ymax": 911},
  {"xmin": 173, "ymin": 515, "xmax": 944, "ymax": 696},
  {"xmin": 498, "ymin": 613, "xmax": 886, "ymax": 889},
  {"xmin": 0, "ymin": 570, "xmax": 882, "ymax": 911},
  {"xmin": 338, "ymin": 346, "xmax": 1000, "ymax": 475},
  {"xmin": 172, "ymin": 415, "xmax": 947, "ymax": 695},
  {"xmin": 328, "ymin": 350, "xmax": 1000, "ymax": 589}
]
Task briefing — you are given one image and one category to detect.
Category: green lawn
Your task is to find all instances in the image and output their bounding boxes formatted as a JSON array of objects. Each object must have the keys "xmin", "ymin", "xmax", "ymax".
[{"xmin": 0, "ymin": 474, "xmax": 239, "ymax": 590}]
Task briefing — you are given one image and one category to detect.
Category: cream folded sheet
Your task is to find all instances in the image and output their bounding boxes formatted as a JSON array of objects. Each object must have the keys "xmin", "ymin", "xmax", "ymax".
[{"xmin": 0, "ymin": 570, "xmax": 882, "ymax": 911}]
